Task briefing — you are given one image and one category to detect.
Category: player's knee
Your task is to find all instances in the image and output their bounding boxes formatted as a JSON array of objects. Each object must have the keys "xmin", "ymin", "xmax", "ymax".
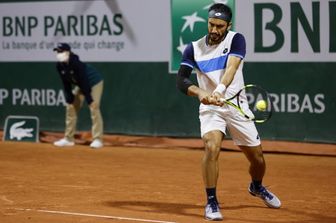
[
  {"xmin": 253, "ymin": 152, "xmax": 265, "ymax": 167},
  {"xmin": 204, "ymin": 141, "xmax": 221, "ymax": 160},
  {"xmin": 246, "ymin": 145, "xmax": 265, "ymax": 165}
]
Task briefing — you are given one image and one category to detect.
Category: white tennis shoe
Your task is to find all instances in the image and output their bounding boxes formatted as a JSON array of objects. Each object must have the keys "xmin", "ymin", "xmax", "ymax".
[
  {"xmin": 90, "ymin": 139, "xmax": 103, "ymax": 149},
  {"xmin": 205, "ymin": 202, "xmax": 223, "ymax": 221},
  {"xmin": 53, "ymin": 138, "xmax": 75, "ymax": 147},
  {"xmin": 248, "ymin": 183, "xmax": 281, "ymax": 208}
]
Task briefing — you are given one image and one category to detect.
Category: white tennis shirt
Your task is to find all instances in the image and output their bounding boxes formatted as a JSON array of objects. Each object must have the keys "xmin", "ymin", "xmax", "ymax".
[{"xmin": 181, "ymin": 31, "xmax": 247, "ymax": 111}]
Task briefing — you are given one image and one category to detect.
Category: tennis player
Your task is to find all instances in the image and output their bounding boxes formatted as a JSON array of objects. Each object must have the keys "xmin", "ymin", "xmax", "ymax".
[
  {"xmin": 176, "ymin": 3, "xmax": 281, "ymax": 220},
  {"xmin": 53, "ymin": 43, "xmax": 104, "ymax": 149}
]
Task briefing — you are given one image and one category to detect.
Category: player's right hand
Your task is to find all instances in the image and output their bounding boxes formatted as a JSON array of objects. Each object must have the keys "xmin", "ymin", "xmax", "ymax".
[{"xmin": 198, "ymin": 92, "xmax": 207, "ymax": 104}]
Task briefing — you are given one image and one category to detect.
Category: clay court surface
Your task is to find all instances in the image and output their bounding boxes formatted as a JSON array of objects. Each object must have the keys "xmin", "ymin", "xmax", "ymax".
[{"xmin": 0, "ymin": 137, "xmax": 336, "ymax": 223}]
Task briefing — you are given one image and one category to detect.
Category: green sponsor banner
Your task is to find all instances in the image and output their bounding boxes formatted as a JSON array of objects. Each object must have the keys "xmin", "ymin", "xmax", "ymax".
[
  {"xmin": 0, "ymin": 62, "xmax": 200, "ymax": 137},
  {"xmin": 0, "ymin": 62, "xmax": 335, "ymax": 143},
  {"xmin": 243, "ymin": 62, "xmax": 336, "ymax": 144},
  {"xmin": 170, "ymin": 0, "xmax": 235, "ymax": 72}
]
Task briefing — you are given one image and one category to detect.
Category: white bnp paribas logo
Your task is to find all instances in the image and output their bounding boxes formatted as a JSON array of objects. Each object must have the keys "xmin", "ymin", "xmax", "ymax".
[{"xmin": 170, "ymin": 0, "xmax": 235, "ymax": 73}]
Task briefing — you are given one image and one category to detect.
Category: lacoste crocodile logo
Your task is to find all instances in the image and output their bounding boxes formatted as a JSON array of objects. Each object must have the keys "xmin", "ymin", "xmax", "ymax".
[{"xmin": 9, "ymin": 121, "xmax": 33, "ymax": 140}]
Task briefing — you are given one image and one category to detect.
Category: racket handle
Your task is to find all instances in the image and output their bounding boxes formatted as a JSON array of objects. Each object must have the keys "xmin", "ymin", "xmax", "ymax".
[{"xmin": 219, "ymin": 98, "xmax": 225, "ymax": 103}]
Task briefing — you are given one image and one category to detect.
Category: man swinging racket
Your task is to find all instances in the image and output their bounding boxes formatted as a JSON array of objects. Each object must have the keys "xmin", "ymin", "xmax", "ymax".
[{"xmin": 176, "ymin": 3, "xmax": 281, "ymax": 221}]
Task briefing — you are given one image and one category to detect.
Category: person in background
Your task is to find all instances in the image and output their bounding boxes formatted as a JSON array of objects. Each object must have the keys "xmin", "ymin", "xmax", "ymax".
[{"xmin": 53, "ymin": 43, "xmax": 104, "ymax": 149}]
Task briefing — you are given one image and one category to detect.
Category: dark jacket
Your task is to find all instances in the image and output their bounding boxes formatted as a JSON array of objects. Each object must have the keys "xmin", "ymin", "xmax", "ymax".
[{"xmin": 56, "ymin": 53, "xmax": 103, "ymax": 105}]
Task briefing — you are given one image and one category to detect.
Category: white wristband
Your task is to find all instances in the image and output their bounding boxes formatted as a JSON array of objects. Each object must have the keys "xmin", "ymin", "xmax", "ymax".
[{"xmin": 214, "ymin": 83, "xmax": 226, "ymax": 95}]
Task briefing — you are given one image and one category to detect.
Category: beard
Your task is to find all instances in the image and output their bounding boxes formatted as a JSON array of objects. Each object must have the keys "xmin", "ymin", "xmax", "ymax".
[{"xmin": 209, "ymin": 33, "xmax": 224, "ymax": 45}]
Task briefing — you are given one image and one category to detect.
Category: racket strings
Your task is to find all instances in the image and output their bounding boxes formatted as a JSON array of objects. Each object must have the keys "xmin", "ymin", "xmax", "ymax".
[{"xmin": 239, "ymin": 86, "xmax": 272, "ymax": 122}]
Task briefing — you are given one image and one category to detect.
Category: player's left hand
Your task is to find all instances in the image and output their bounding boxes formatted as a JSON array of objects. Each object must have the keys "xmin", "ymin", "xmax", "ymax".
[{"xmin": 211, "ymin": 92, "xmax": 225, "ymax": 106}]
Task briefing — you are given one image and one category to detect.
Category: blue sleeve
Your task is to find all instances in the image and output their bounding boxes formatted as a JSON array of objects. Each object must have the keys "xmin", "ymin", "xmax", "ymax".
[
  {"xmin": 230, "ymin": 33, "xmax": 246, "ymax": 59},
  {"xmin": 180, "ymin": 43, "xmax": 196, "ymax": 69}
]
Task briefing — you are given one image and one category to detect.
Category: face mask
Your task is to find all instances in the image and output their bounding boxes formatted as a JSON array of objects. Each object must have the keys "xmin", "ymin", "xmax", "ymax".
[{"xmin": 56, "ymin": 52, "xmax": 69, "ymax": 62}]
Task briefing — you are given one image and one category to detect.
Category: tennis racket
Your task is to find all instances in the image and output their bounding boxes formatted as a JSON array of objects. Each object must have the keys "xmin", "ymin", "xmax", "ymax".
[{"xmin": 219, "ymin": 84, "xmax": 272, "ymax": 123}]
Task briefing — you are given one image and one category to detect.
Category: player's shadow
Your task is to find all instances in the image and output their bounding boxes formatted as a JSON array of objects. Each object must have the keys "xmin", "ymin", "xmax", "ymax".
[
  {"xmin": 104, "ymin": 201, "xmax": 203, "ymax": 218},
  {"xmin": 105, "ymin": 201, "xmax": 336, "ymax": 222},
  {"xmin": 104, "ymin": 201, "xmax": 263, "ymax": 218}
]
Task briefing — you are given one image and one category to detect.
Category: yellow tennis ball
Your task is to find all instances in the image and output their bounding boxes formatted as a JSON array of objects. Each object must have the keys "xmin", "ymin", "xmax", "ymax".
[{"xmin": 256, "ymin": 100, "xmax": 267, "ymax": 111}]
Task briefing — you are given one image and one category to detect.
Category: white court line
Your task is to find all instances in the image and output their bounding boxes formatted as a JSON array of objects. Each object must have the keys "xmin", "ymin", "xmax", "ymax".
[
  {"xmin": 0, "ymin": 195, "xmax": 14, "ymax": 204},
  {"xmin": 15, "ymin": 208, "xmax": 177, "ymax": 223}
]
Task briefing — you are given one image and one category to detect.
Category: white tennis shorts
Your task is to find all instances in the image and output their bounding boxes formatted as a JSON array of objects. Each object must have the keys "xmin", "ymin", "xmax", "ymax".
[{"xmin": 199, "ymin": 106, "xmax": 261, "ymax": 147}]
